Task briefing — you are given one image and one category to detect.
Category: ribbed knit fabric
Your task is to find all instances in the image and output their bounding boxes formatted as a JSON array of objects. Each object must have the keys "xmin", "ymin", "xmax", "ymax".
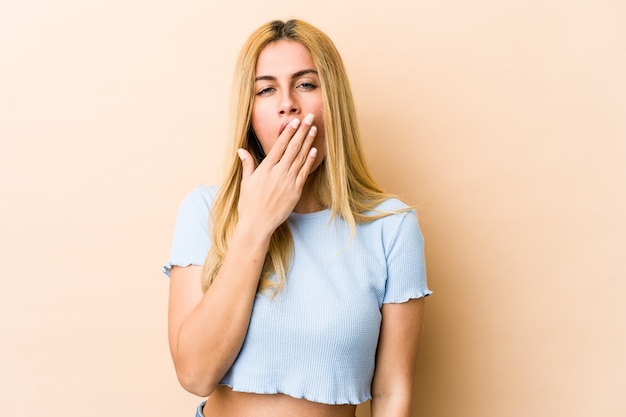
[{"xmin": 163, "ymin": 185, "xmax": 431, "ymax": 405}]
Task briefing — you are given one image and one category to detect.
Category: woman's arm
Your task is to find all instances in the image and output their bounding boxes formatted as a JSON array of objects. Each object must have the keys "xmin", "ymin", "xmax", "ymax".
[
  {"xmin": 168, "ymin": 225, "xmax": 271, "ymax": 396},
  {"xmin": 371, "ymin": 297, "xmax": 426, "ymax": 417},
  {"xmin": 167, "ymin": 117, "xmax": 318, "ymax": 397}
]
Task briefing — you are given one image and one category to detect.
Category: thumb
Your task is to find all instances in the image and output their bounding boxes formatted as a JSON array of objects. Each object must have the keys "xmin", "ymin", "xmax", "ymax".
[{"xmin": 237, "ymin": 148, "xmax": 256, "ymax": 179}]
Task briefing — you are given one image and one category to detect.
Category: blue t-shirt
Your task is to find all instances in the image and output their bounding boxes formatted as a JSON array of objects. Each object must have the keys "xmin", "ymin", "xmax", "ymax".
[{"xmin": 164, "ymin": 185, "xmax": 431, "ymax": 404}]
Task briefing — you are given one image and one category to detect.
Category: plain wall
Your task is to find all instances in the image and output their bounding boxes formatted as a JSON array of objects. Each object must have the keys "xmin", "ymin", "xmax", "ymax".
[{"xmin": 1, "ymin": 1, "xmax": 624, "ymax": 416}]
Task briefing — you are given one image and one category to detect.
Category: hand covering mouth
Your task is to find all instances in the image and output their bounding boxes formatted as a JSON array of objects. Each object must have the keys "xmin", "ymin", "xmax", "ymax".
[{"xmin": 278, "ymin": 120, "xmax": 291, "ymax": 135}]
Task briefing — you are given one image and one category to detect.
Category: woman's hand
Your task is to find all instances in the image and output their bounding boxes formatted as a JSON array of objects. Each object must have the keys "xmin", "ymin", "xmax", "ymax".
[{"xmin": 236, "ymin": 113, "xmax": 318, "ymax": 235}]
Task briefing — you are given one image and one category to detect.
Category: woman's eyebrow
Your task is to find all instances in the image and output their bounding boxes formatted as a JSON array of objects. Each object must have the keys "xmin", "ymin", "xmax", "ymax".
[
  {"xmin": 292, "ymin": 69, "xmax": 318, "ymax": 78},
  {"xmin": 254, "ymin": 69, "xmax": 318, "ymax": 82}
]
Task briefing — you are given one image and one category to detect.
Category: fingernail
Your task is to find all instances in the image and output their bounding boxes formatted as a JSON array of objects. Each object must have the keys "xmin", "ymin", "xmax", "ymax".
[
  {"xmin": 290, "ymin": 118, "xmax": 300, "ymax": 128},
  {"xmin": 308, "ymin": 126, "xmax": 317, "ymax": 136},
  {"xmin": 304, "ymin": 113, "xmax": 314, "ymax": 124},
  {"xmin": 310, "ymin": 147, "xmax": 317, "ymax": 157},
  {"xmin": 236, "ymin": 148, "xmax": 246, "ymax": 160}
]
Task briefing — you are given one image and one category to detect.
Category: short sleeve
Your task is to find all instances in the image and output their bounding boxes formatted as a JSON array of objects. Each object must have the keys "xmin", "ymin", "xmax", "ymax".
[
  {"xmin": 383, "ymin": 209, "xmax": 432, "ymax": 303},
  {"xmin": 162, "ymin": 185, "xmax": 217, "ymax": 277}
]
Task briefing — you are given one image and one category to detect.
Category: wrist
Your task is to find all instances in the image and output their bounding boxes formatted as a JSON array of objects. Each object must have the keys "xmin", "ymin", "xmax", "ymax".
[{"xmin": 232, "ymin": 220, "xmax": 274, "ymax": 248}]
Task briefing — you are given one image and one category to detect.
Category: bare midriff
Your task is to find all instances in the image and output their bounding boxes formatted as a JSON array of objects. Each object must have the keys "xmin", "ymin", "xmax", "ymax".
[{"xmin": 201, "ymin": 386, "xmax": 358, "ymax": 417}]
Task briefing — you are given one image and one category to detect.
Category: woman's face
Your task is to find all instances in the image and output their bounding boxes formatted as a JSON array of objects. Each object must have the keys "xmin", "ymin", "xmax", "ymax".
[{"xmin": 251, "ymin": 40, "xmax": 326, "ymax": 169}]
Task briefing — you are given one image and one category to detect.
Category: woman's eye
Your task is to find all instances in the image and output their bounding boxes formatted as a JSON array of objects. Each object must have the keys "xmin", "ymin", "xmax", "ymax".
[
  {"xmin": 298, "ymin": 82, "xmax": 317, "ymax": 90},
  {"xmin": 256, "ymin": 87, "xmax": 275, "ymax": 96}
]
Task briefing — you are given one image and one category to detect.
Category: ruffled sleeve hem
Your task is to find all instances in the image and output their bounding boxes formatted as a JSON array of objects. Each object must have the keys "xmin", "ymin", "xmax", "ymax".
[
  {"xmin": 162, "ymin": 261, "xmax": 203, "ymax": 278},
  {"xmin": 161, "ymin": 185, "xmax": 217, "ymax": 278},
  {"xmin": 382, "ymin": 289, "xmax": 433, "ymax": 305}
]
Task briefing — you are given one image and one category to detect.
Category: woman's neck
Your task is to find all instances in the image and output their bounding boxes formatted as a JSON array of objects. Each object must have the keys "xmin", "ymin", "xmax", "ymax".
[{"xmin": 293, "ymin": 178, "xmax": 325, "ymax": 213}]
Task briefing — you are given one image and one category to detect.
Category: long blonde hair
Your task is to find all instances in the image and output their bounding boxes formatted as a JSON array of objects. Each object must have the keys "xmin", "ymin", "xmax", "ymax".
[{"xmin": 201, "ymin": 19, "xmax": 398, "ymax": 293}]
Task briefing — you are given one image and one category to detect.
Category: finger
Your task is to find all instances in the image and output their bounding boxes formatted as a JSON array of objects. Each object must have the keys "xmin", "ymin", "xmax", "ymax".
[
  {"xmin": 295, "ymin": 147, "xmax": 318, "ymax": 187},
  {"xmin": 288, "ymin": 125, "xmax": 317, "ymax": 176},
  {"xmin": 237, "ymin": 148, "xmax": 256, "ymax": 180},
  {"xmin": 278, "ymin": 113, "xmax": 315, "ymax": 168},
  {"xmin": 263, "ymin": 118, "xmax": 301, "ymax": 165}
]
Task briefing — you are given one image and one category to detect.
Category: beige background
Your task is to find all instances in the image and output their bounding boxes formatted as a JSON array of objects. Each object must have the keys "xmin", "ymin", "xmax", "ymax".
[{"xmin": 1, "ymin": 0, "xmax": 625, "ymax": 416}]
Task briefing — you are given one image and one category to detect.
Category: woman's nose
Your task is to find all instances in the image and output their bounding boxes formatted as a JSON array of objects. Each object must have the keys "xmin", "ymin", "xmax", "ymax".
[{"xmin": 278, "ymin": 91, "xmax": 299, "ymax": 115}]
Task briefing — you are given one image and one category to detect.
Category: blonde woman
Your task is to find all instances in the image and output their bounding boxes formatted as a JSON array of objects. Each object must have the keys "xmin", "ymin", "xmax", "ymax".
[{"xmin": 164, "ymin": 19, "xmax": 432, "ymax": 417}]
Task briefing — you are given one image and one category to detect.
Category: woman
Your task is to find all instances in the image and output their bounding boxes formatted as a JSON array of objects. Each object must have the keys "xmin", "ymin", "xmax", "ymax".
[{"xmin": 164, "ymin": 19, "xmax": 431, "ymax": 417}]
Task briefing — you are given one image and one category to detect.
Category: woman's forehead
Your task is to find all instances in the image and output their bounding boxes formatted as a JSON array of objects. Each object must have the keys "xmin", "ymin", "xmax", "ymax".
[{"xmin": 255, "ymin": 40, "xmax": 315, "ymax": 76}]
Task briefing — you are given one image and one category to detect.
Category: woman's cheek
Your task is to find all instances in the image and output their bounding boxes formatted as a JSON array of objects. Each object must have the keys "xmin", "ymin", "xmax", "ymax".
[
  {"xmin": 311, "ymin": 129, "xmax": 326, "ymax": 166},
  {"xmin": 254, "ymin": 127, "xmax": 275, "ymax": 155}
]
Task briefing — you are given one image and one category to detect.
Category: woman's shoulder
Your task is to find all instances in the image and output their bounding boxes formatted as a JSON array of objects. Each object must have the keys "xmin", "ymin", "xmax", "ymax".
[
  {"xmin": 371, "ymin": 196, "xmax": 412, "ymax": 213},
  {"xmin": 173, "ymin": 185, "xmax": 220, "ymax": 222},
  {"xmin": 180, "ymin": 184, "xmax": 219, "ymax": 209},
  {"xmin": 366, "ymin": 197, "xmax": 417, "ymax": 230}
]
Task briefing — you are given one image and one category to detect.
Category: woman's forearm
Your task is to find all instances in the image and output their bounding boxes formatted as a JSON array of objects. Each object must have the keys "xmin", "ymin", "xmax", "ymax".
[
  {"xmin": 172, "ymin": 224, "xmax": 271, "ymax": 396},
  {"xmin": 371, "ymin": 392, "xmax": 412, "ymax": 417}
]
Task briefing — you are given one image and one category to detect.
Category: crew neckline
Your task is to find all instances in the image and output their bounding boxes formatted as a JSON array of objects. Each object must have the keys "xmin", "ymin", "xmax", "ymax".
[{"xmin": 289, "ymin": 208, "xmax": 331, "ymax": 220}]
